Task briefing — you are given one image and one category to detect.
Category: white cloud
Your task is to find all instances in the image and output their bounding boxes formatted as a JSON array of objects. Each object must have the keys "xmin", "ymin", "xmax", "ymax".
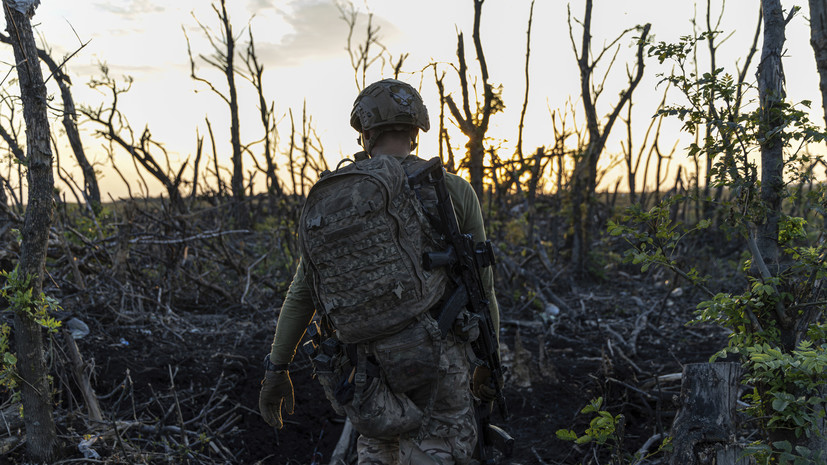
[
  {"xmin": 247, "ymin": 0, "xmax": 276, "ymax": 14},
  {"xmin": 91, "ymin": 0, "xmax": 164, "ymax": 18},
  {"xmin": 252, "ymin": 1, "xmax": 399, "ymax": 68},
  {"xmin": 268, "ymin": 1, "xmax": 349, "ymax": 66}
]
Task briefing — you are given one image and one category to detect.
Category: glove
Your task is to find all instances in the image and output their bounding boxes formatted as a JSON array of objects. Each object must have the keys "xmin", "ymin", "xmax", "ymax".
[
  {"xmin": 258, "ymin": 370, "xmax": 294, "ymax": 428},
  {"xmin": 472, "ymin": 366, "xmax": 498, "ymax": 403}
]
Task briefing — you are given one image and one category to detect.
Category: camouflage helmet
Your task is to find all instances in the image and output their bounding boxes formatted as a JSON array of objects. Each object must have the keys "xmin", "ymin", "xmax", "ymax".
[{"xmin": 350, "ymin": 79, "xmax": 430, "ymax": 133}]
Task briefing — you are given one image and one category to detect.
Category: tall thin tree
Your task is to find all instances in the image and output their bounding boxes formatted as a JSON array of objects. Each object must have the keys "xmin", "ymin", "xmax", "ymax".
[
  {"xmin": 3, "ymin": 0, "xmax": 59, "ymax": 461},
  {"xmin": 568, "ymin": 0, "xmax": 650, "ymax": 274},
  {"xmin": 809, "ymin": 0, "xmax": 827, "ymax": 126},
  {"xmin": 756, "ymin": 0, "xmax": 786, "ymax": 268},
  {"xmin": 187, "ymin": 0, "xmax": 248, "ymax": 225},
  {"xmin": 444, "ymin": 0, "xmax": 503, "ymax": 202}
]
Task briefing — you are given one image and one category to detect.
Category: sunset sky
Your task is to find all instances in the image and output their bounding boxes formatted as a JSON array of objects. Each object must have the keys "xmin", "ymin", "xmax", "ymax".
[{"xmin": 4, "ymin": 0, "xmax": 822, "ymax": 198}]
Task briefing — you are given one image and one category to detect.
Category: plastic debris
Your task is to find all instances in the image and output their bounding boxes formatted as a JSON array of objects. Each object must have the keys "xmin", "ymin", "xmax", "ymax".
[
  {"xmin": 540, "ymin": 304, "xmax": 560, "ymax": 323},
  {"xmin": 66, "ymin": 318, "xmax": 90, "ymax": 340},
  {"xmin": 78, "ymin": 437, "xmax": 101, "ymax": 459}
]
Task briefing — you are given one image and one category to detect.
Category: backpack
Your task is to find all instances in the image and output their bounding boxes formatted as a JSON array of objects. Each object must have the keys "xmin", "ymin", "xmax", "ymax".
[{"xmin": 298, "ymin": 154, "xmax": 449, "ymax": 344}]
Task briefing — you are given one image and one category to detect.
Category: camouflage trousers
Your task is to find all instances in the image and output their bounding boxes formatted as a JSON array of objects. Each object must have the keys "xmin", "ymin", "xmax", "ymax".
[{"xmin": 356, "ymin": 337, "xmax": 477, "ymax": 465}]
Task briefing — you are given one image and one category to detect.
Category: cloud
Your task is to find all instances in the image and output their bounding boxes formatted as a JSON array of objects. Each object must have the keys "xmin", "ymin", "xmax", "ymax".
[
  {"xmin": 92, "ymin": 0, "xmax": 164, "ymax": 18},
  {"xmin": 267, "ymin": 1, "xmax": 347, "ymax": 66},
  {"xmin": 255, "ymin": 0, "xmax": 398, "ymax": 68},
  {"xmin": 69, "ymin": 61, "xmax": 173, "ymax": 81},
  {"xmin": 247, "ymin": 0, "xmax": 276, "ymax": 14}
]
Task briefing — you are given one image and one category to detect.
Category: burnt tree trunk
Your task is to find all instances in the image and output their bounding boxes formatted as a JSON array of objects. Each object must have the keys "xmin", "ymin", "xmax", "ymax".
[
  {"xmin": 48, "ymin": 53, "xmax": 101, "ymax": 209},
  {"xmin": 569, "ymin": 0, "xmax": 650, "ymax": 275},
  {"xmin": 756, "ymin": 0, "xmax": 785, "ymax": 268},
  {"xmin": 444, "ymin": 0, "xmax": 496, "ymax": 203},
  {"xmin": 62, "ymin": 329, "xmax": 103, "ymax": 423},
  {"xmin": 760, "ymin": 3, "xmax": 827, "ymax": 452},
  {"xmin": 0, "ymin": 172, "xmax": 7, "ymax": 208},
  {"xmin": 188, "ymin": 0, "xmax": 248, "ymax": 224},
  {"xmin": 3, "ymin": 1, "xmax": 59, "ymax": 461},
  {"xmin": 669, "ymin": 363, "xmax": 744, "ymax": 465},
  {"xmin": 810, "ymin": 0, "xmax": 827, "ymax": 126},
  {"xmin": 219, "ymin": 0, "xmax": 248, "ymax": 226}
]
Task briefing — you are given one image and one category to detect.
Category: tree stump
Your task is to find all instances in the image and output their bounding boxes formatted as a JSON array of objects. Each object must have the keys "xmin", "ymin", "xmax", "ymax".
[{"xmin": 669, "ymin": 362, "xmax": 747, "ymax": 465}]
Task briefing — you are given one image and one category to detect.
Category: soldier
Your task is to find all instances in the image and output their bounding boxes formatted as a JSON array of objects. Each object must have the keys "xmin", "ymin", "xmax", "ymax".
[{"xmin": 259, "ymin": 78, "xmax": 500, "ymax": 465}]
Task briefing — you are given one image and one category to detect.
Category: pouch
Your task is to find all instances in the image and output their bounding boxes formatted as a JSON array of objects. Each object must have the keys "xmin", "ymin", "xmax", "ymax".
[
  {"xmin": 312, "ymin": 345, "xmax": 351, "ymax": 417},
  {"xmin": 343, "ymin": 376, "xmax": 423, "ymax": 438},
  {"xmin": 315, "ymin": 365, "xmax": 348, "ymax": 416},
  {"xmin": 372, "ymin": 319, "xmax": 440, "ymax": 393}
]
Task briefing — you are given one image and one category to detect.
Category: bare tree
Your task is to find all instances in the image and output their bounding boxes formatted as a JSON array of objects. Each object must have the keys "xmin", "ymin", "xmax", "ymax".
[
  {"xmin": 0, "ymin": 169, "xmax": 7, "ymax": 209},
  {"xmin": 494, "ymin": 0, "xmax": 539, "ymax": 200},
  {"xmin": 755, "ymin": 0, "xmax": 787, "ymax": 267},
  {"xmin": 501, "ymin": 0, "xmax": 559, "ymax": 232},
  {"xmin": 0, "ymin": 95, "xmax": 20, "ymax": 216},
  {"xmin": 203, "ymin": 117, "xmax": 226, "ymax": 197},
  {"xmin": 38, "ymin": 46, "xmax": 99, "ymax": 210},
  {"xmin": 286, "ymin": 108, "xmax": 299, "ymax": 195},
  {"xmin": 809, "ymin": 0, "xmax": 827, "ymax": 126},
  {"xmin": 81, "ymin": 66, "xmax": 187, "ymax": 212},
  {"xmin": 0, "ymin": 90, "xmax": 26, "ymax": 210},
  {"xmin": 516, "ymin": 0, "xmax": 536, "ymax": 161},
  {"xmin": 0, "ymin": 34, "xmax": 100, "ymax": 212},
  {"xmin": 567, "ymin": 0, "xmax": 650, "ymax": 274},
  {"xmin": 186, "ymin": 0, "xmax": 248, "ymax": 225},
  {"xmin": 3, "ymin": 1, "xmax": 59, "ymax": 460},
  {"xmin": 433, "ymin": 69, "xmax": 457, "ymax": 173},
  {"xmin": 444, "ymin": 0, "xmax": 504, "ymax": 202},
  {"xmin": 189, "ymin": 128, "xmax": 204, "ymax": 201},
  {"xmin": 298, "ymin": 101, "xmax": 327, "ymax": 195},
  {"xmin": 749, "ymin": 0, "xmax": 827, "ymax": 453},
  {"xmin": 621, "ymin": 86, "xmax": 671, "ymax": 205},
  {"xmin": 694, "ymin": 1, "xmax": 762, "ymax": 219},
  {"xmin": 337, "ymin": 1, "xmax": 406, "ymax": 91},
  {"xmin": 283, "ymin": 103, "xmax": 328, "ymax": 197},
  {"xmin": 242, "ymin": 28, "xmax": 282, "ymax": 198}
]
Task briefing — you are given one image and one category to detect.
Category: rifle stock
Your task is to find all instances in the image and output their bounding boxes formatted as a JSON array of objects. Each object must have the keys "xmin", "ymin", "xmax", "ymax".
[{"xmin": 484, "ymin": 423, "xmax": 515, "ymax": 458}]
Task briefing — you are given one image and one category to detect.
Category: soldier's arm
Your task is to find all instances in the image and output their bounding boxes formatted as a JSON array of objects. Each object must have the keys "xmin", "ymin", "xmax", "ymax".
[
  {"xmin": 444, "ymin": 173, "xmax": 500, "ymax": 337},
  {"xmin": 269, "ymin": 258, "xmax": 317, "ymax": 365}
]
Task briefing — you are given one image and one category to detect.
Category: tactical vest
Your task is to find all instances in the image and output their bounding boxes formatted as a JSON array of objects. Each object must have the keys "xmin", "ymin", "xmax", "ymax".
[{"xmin": 299, "ymin": 155, "xmax": 448, "ymax": 344}]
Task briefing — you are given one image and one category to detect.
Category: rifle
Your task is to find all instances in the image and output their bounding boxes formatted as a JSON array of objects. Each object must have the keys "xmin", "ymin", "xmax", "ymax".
[{"xmin": 408, "ymin": 157, "xmax": 512, "ymax": 463}]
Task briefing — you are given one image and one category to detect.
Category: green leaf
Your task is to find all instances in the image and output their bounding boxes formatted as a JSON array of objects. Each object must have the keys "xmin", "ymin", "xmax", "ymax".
[
  {"xmin": 575, "ymin": 434, "xmax": 593, "ymax": 445},
  {"xmin": 772, "ymin": 398, "xmax": 790, "ymax": 412},
  {"xmin": 773, "ymin": 440, "xmax": 793, "ymax": 452},
  {"xmin": 555, "ymin": 429, "xmax": 578, "ymax": 441}
]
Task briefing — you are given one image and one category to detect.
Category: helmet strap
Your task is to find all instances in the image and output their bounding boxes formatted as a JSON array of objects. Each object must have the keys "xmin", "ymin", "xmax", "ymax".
[
  {"xmin": 361, "ymin": 126, "xmax": 418, "ymax": 156},
  {"xmin": 362, "ymin": 130, "xmax": 383, "ymax": 156}
]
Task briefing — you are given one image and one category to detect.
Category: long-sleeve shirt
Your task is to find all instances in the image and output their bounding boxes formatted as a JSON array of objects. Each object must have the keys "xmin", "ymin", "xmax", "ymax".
[{"xmin": 269, "ymin": 156, "xmax": 499, "ymax": 365}]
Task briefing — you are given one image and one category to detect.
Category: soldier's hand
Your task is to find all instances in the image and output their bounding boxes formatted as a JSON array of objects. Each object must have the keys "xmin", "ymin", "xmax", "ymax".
[
  {"xmin": 472, "ymin": 366, "xmax": 497, "ymax": 403},
  {"xmin": 258, "ymin": 370, "xmax": 294, "ymax": 428}
]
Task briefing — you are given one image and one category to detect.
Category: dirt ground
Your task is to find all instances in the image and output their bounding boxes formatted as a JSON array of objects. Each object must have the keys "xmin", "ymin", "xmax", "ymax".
[
  {"xmin": 12, "ymin": 265, "xmax": 726, "ymax": 465},
  {"xmin": 0, "ymin": 195, "xmax": 737, "ymax": 464}
]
